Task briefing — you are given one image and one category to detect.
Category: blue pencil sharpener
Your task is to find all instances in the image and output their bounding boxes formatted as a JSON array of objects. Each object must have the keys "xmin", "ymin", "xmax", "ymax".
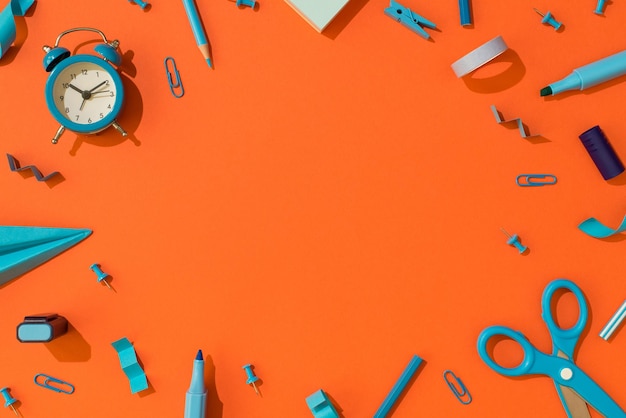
[{"xmin": 16, "ymin": 313, "xmax": 68, "ymax": 342}]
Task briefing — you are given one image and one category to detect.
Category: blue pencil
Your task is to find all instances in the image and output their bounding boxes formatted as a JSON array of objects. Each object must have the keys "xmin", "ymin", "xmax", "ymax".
[
  {"xmin": 182, "ymin": 0, "xmax": 213, "ymax": 68},
  {"xmin": 373, "ymin": 355, "xmax": 424, "ymax": 418}
]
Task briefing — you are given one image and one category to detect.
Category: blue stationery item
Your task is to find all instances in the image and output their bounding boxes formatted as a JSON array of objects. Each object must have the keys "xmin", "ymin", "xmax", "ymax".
[
  {"xmin": 500, "ymin": 229, "xmax": 527, "ymax": 254},
  {"xmin": 0, "ymin": 0, "xmax": 35, "ymax": 59},
  {"xmin": 579, "ymin": 126, "xmax": 624, "ymax": 180},
  {"xmin": 90, "ymin": 263, "xmax": 113, "ymax": 289},
  {"xmin": 443, "ymin": 370, "xmax": 471, "ymax": 405},
  {"xmin": 384, "ymin": 0, "xmax": 436, "ymax": 40},
  {"xmin": 0, "ymin": 387, "xmax": 18, "ymax": 416},
  {"xmin": 34, "ymin": 374, "xmax": 75, "ymax": 394},
  {"xmin": 236, "ymin": 0, "xmax": 255, "ymax": 8},
  {"xmin": 478, "ymin": 279, "xmax": 626, "ymax": 418},
  {"xmin": 491, "ymin": 105, "xmax": 538, "ymax": 139},
  {"xmin": 374, "ymin": 355, "xmax": 423, "ymax": 418},
  {"xmin": 111, "ymin": 337, "xmax": 149, "ymax": 394},
  {"xmin": 17, "ymin": 314, "xmax": 68, "ymax": 342},
  {"xmin": 540, "ymin": 49, "xmax": 626, "ymax": 96},
  {"xmin": 164, "ymin": 57, "xmax": 184, "ymax": 98},
  {"xmin": 0, "ymin": 226, "xmax": 92, "ymax": 287},
  {"xmin": 305, "ymin": 389, "xmax": 340, "ymax": 418},
  {"xmin": 7, "ymin": 154, "xmax": 60, "ymax": 182},
  {"xmin": 128, "ymin": 0, "xmax": 149, "ymax": 9},
  {"xmin": 595, "ymin": 0, "xmax": 607, "ymax": 15},
  {"xmin": 534, "ymin": 9, "xmax": 562, "ymax": 31},
  {"xmin": 516, "ymin": 174, "xmax": 557, "ymax": 187},
  {"xmin": 578, "ymin": 215, "xmax": 626, "ymax": 238},
  {"xmin": 599, "ymin": 300, "xmax": 626, "ymax": 341},
  {"xmin": 182, "ymin": 0, "xmax": 213, "ymax": 68},
  {"xmin": 184, "ymin": 350, "xmax": 206, "ymax": 418},
  {"xmin": 42, "ymin": 28, "xmax": 128, "ymax": 144},
  {"xmin": 242, "ymin": 364, "xmax": 260, "ymax": 395},
  {"xmin": 458, "ymin": 0, "xmax": 471, "ymax": 26}
]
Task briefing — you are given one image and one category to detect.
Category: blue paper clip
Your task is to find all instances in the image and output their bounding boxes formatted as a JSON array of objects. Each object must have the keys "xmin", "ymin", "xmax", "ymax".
[
  {"xmin": 34, "ymin": 374, "xmax": 75, "ymax": 394},
  {"xmin": 164, "ymin": 56, "xmax": 184, "ymax": 98},
  {"xmin": 516, "ymin": 174, "xmax": 557, "ymax": 187},
  {"xmin": 384, "ymin": 0, "xmax": 437, "ymax": 40},
  {"xmin": 443, "ymin": 370, "xmax": 471, "ymax": 405}
]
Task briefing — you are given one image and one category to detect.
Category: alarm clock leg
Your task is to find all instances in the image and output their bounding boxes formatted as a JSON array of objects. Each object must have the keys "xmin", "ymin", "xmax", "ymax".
[
  {"xmin": 111, "ymin": 121, "xmax": 128, "ymax": 137},
  {"xmin": 51, "ymin": 126, "xmax": 66, "ymax": 144}
]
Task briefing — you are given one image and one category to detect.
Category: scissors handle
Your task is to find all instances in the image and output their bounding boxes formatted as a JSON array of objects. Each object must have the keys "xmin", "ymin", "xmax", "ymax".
[
  {"xmin": 477, "ymin": 326, "xmax": 538, "ymax": 377},
  {"xmin": 541, "ymin": 279, "xmax": 588, "ymax": 357}
]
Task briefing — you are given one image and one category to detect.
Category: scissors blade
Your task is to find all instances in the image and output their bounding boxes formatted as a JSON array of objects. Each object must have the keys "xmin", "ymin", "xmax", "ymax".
[{"xmin": 558, "ymin": 385, "xmax": 591, "ymax": 418}]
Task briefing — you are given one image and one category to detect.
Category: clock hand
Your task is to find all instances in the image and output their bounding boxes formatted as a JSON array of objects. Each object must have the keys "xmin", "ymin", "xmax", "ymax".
[
  {"xmin": 88, "ymin": 81, "xmax": 108, "ymax": 93},
  {"xmin": 68, "ymin": 83, "xmax": 85, "ymax": 94}
]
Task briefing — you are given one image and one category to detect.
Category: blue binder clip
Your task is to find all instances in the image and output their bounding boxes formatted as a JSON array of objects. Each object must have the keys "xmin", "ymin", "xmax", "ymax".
[{"xmin": 384, "ymin": 0, "xmax": 437, "ymax": 40}]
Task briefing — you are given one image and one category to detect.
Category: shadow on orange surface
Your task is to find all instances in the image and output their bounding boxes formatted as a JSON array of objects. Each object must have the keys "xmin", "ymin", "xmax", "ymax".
[
  {"xmin": 45, "ymin": 322, "xmax": 91, "ymax": 362},
  {"xmin": 324, "ymin": 0, "xmax": 370, "ymax": 40},
  {"xmin": 462, "ymin": 49, "xmax": 526, "ymax": 94},
  {"xmin": 206, "ymin": 355, "xmax": 224, "ymax": 418}
]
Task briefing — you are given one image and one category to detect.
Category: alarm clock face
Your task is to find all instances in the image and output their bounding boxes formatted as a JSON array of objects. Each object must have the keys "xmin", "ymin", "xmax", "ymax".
[{"xmin": 45, "ymin": 55, "xmax": 125, "ymax": 134}]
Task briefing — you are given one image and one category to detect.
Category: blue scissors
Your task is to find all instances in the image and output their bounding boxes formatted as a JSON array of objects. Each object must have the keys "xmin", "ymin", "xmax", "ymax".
[{"xmin": 477, "ymin": 279, "xmax": 625, "ymax": 418}]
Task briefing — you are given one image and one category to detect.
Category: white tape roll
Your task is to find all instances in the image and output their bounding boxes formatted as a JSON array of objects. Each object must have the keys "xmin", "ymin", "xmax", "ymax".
[{"xmin": 451, "ymin": 36, "xmax": 509, "ymax": 78}]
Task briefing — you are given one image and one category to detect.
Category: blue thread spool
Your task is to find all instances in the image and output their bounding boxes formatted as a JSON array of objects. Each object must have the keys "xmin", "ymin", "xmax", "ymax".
[
  {"xmin": 534, "ymin": 9, "xmax": 562, "ymax": 30},
  {"xmin": 236, "ymin": 0, "xmax": 256, "ymax": 7},
  {"xmin": 128, "ymin": 0, "xmax": 149, "ymax": 9},
  {"xmin": 0, "ymin": 387, "xmax": 18, "ymax": 416},
  {"xmin": 242, "ymin": 364, "xmax": 260, "ymax": 395},
  {"xmin": 90, "ymin": 263, "xmax": 112, "ymax": 289},
  {"xmin": 501, "ymin": 229, "xmax": 528, "ymax": 254},
  {"xmin": 579, "ymin": 126, "xmax": 625, "ymax": 181}
]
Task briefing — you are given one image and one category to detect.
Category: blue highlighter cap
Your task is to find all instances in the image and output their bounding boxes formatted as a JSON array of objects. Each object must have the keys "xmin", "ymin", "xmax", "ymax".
[{"xmin": 579, "ymin": 125, "xmax": 625, "ymax": 180}]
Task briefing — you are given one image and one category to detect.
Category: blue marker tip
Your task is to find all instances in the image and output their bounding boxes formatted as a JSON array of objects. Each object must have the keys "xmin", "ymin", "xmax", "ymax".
[{"xmin": 195, "ymin": 350, "xmax": 203, "ymax": 361}]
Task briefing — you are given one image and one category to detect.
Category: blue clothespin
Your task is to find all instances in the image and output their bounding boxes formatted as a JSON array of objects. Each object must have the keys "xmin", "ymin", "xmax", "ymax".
[{"xmin": 384, "ymin": 0, "xmax": 437, "ymax": 40}]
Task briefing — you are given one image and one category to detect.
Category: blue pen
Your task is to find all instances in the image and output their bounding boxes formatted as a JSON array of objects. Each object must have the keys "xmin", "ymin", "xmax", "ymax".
[
  {"xmin": 184, "ymin": 350, "xmax": 207, "ymax": 418},
  {"xmin": 540, "ymin": 49, "xmax": 626, "ymax": 96},
  {"xmin": 182, "ymin": 0, "xmax": 213, "ymax": 68}
]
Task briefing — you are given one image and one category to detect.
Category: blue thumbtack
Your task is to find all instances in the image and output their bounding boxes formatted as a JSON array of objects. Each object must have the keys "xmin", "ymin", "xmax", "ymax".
[
  {"xmin": 236, "ymin": 0, "xmax": 256, "ymax": 7},
  {"xmin": 501, "ymin": 228, "xmax": 528, "ymax": 254},
  {"xmin": 595, "ymin": 0, "xmax": 607, "ymax": 14},
  {"xmin": 534, "ymin": 9, "xmax": 562, "ymax": 30},
  {"xmin": 90, "ymin": 263, "xmax": 112, "ymax": 290},
  {"xmin": 128, "ymin": 0, "xmax": 149, "ymax": 9},
  {"xmin": 242, "ymin": 364, "xmax": 260, "ymax": 395},
  {"xmin": 0, "ymin": 387, "xmax": 18, "ymax": 416}
]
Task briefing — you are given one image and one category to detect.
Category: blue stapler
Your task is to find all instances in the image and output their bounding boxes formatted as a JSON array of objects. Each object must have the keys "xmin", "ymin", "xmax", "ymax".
[{"xmin": 384, "ymin": 0, "xmax": 437, "ymax": 39}]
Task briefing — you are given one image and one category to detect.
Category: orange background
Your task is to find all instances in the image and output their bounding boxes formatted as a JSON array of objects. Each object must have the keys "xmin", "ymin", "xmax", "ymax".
[{"xmin": 1, "ymin": 0, "xmax": 625, "ymax": 417}]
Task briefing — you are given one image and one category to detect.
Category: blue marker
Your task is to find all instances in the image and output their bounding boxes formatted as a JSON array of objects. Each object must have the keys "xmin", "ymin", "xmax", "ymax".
[
  {"xmin": 540, "ymin": 50, "xmax": 626, "ymax": 96},
  {"xmin": 184, "ymin": 350, "xmax": 206, "ymax": 418}
]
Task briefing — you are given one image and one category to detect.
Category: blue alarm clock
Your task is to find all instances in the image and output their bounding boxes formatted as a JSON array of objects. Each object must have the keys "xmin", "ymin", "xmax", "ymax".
[{"xmin": 42, "ymin": 27, "xmax": 127, "ymax": 144}]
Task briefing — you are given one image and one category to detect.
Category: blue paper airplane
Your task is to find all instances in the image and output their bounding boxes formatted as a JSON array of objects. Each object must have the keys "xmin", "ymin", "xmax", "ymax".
[{"xmin": 0, "ymin": 226, "xmax": 92, "ymax": 286}]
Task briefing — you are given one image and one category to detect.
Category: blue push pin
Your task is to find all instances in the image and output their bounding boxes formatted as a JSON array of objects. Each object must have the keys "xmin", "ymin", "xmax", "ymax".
[
  {"xmin": 235, "ymin": 0, "xmax": 256, "ymax": 7},
  {"xmin": 534, "ymin": 9, "xmax": 562, "ymax": 30},
  {"xmin": 242, "ymin": 364, "xmax": 260, "ymax": 396},
  {"xmin": 90, "ymin": 263, "xmax": 112, "ymax": 290},
  {"xmin": 501, "ymin": 228, "xmax": 528, "ymax": 254},
  {"xmin": 594, "ymin": 0, "xmax": 607, "ymax": 14},
  {"xmin": 128, "ymin": 0, "xmax": 149, "ymax": 9},
  {"xmin": 0, "ymin": 387, "xmax": 18, "ymax": 416}
]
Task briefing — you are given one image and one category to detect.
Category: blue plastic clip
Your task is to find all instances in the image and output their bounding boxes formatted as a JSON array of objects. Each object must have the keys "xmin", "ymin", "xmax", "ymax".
[
  {"xmin": 443, "ymin": 370, "xmax": 471, "ymax": 405},
  {"xmin": 236, "ymin": 0, "xmax": 256, "ymax": 7},
  {"xmin": 306, "ymin": 389, "xmax": 340, "ymax": 418},
  {"xmin": 515, "ymin": 174, "xmax": 557, "ymax": 187},
  {"xmin": 34, "ymin": 374, "xmax": 75, "ymax": 394},
  {"xmin": 164, "ymin": 57, "xmax": 184, "ymax": 98},
  {"xmin": 384, "ymin": 0, "xmax": 437, "ymax": 40}
]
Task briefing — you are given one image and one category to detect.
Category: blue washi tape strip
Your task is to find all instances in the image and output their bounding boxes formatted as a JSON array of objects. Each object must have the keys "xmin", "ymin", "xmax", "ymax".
[
  {"xmin": 578, "ymin": 216, "xmax": 626, "ymax": 238},
  {"xmin": 0, "ymin": 0, "xmax": 36, "ymax": 58}
]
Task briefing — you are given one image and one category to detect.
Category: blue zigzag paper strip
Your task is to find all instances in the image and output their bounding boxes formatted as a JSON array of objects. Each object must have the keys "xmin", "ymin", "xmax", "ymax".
[
  {"xmin": 578, "ymin": 216, "xmax": 626, "ymax": 238},
  {"xmin": 0, "ymin": 226, "xmax": 92, "ymax": 286},
  {"xmin": 111, "ymin": 337, "xmax": 149, "ymax": 394},
  {"xmin": 7, "ymin": 154, "xmax": 60, "ymax": 181},
  {"xmin": 491, "ymin": 105, "xmax": 539, "ymax": 139}
]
